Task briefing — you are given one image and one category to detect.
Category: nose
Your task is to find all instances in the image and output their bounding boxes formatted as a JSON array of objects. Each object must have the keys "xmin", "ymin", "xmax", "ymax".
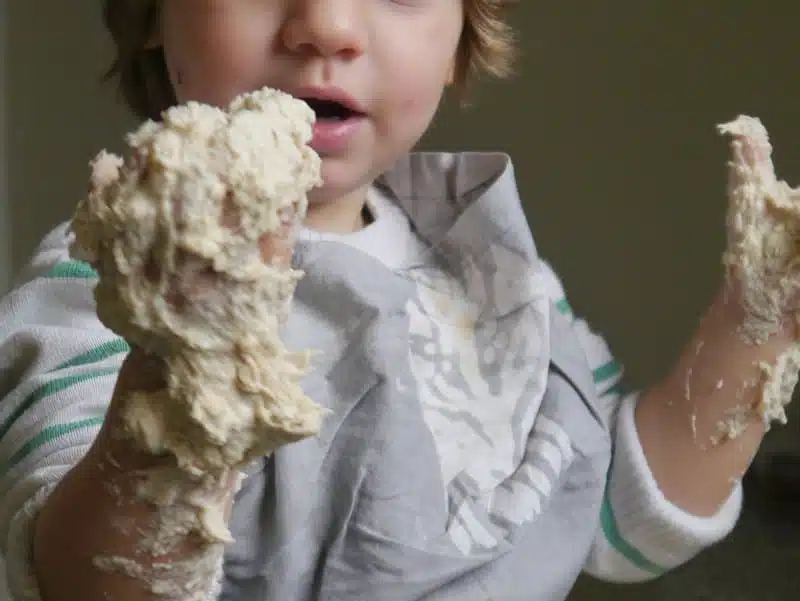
[{"xmin": 282, "ymin": 0, "xmax": 366, "ymax": 59}]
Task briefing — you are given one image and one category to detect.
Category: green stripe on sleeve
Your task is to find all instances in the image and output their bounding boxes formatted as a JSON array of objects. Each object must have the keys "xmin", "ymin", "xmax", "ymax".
[
  {"xmin": 0, "ymin": 368, "xmax": 117, "ymax": 441},
  {"xmin": 601, "ymin": 381, "xmax": 623, "ymax": 397},
  {"xmin": 0, "ymin": 341, "xmax": 125, "ymax": 440},
  {"xmin": 599, "ymin": 485, "xmax": 666, "ymax": 576},
  {"xmin": 593, "ymin": 360, "xmax": 621, "ymax": 384},
  {"xmin": 45, "ymin": 261, "xmax": 98, "ymax": 280},
  {"xmin": 54, "ymin": 339, "xmax": 130, "ymax": 371},
  {"xmin": 1, "ymin": 416, "xmax": 104, "ymax": 476},
  {"xmin": 555, "ymin": 298, "xmax": 573, "ymax": 317}
]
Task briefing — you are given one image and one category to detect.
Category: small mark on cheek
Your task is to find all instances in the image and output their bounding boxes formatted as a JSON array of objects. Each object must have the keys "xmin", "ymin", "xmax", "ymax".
[
  {"xmin": 399, "ymin": 94, "xmax": 425, "ymax": 119},
  {"xmin": 175, "ymin": 70, "xmax": 185, "ymax": 86}
]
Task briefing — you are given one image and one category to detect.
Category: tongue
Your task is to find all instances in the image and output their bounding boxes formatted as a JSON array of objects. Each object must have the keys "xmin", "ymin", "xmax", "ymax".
[
  {"xmin": 318, "ymin": 112, "xmax": 348, "ymax": 121},
  {"xmin": 307, "ymin": 99, "xmax": 352, "ymax": 120}
]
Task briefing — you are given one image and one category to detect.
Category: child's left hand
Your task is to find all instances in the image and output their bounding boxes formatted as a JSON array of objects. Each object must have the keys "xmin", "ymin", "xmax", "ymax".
[
  {"xmin": 721, "ymin": 115, "xmax": 800, "ymax": 343},
  {"xmin": 633, "ymin": 116, "xmax": 800, "ymax": 518}
]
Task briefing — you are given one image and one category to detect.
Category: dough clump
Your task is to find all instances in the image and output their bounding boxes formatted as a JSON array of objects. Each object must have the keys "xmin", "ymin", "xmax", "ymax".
[
  {"xmin": 719, "ymin": 115, "xmax": 800, "ymax": 429},
  {"xmin": 71, "ymin": 87, "xmax": 325, "ymax": 478}
]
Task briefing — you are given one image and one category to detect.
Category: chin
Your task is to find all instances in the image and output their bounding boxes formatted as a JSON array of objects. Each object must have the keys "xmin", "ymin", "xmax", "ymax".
[
  {"xmin": 308, "ymin": 154, "xmax": 374, "ymax": 204},
  {"xmin": 306, "ymin": 186, "xmax": 338, "ymax": 206}
]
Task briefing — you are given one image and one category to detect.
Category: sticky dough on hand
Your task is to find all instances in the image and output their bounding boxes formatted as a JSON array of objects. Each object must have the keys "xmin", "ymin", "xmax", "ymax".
[
  {"xmin": 718, "ymin": 115, "xmax": 800, "ymax": 429},
  {"xmin": 70, "ymin": 87, "xmax": 325, "ymax": 478}
]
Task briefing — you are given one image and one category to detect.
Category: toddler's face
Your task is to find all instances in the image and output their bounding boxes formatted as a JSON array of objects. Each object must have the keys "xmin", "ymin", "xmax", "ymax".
[{"xmin": 157, "ymin": 0, "xmax": 463, "ymax": 205}]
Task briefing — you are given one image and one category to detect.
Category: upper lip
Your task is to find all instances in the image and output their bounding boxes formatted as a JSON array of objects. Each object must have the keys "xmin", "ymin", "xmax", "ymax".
[{"xmin": 288, "ymin": 86, "xmax": 366, "ymax": 115}]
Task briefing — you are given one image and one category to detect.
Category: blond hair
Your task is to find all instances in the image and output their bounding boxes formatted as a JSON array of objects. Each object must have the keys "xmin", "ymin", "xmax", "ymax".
[{"xmin": 102, "ymin": 0, "xmax": 516, "ymax": 121}]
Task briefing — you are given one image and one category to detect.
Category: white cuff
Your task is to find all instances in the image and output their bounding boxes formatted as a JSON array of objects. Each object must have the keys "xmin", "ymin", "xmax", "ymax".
[{"xmin": 603, "ymin": 394, "xmax": 742, "ymax": 574}]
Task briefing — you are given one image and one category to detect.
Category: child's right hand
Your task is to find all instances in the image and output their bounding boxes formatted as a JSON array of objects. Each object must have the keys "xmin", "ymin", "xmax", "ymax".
[
  {"xmin": 35, "ymin": 83, "xmax": 322, "ymax": 601},
  {"xmin": 136, "ymin": 199, "xmax": 299, "ymax": 331},
  {"xmin": 74, "ymin": 146, "xmax": 323, "ymax": 482},
  {"xmin": 92, "ymin": 195, "xmax": 305, "ymax": 473}
]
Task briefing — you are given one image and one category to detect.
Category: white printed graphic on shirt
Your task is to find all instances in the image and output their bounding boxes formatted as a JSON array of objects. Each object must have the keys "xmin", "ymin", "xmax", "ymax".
[{"xmin": 406, "ymin": 245, "xmax": 566, "ymax": 553}]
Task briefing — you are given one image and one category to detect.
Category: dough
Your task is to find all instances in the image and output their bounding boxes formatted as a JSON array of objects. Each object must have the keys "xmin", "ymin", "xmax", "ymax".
[
  {"xmin": 71, "ymin": 86, "xmax": 325, "ymax": 476},
  {"xmin": 69, "ymin": 87, "xmax": 325, "ymax": 599},
  {"xmin": 719, "ymin": 115, "xmax": 800, "ymax": 430}
]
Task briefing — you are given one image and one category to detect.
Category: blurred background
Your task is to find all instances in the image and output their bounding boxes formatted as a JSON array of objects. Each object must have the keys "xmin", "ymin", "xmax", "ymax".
[{"xmin": 2, "ymin": 2, "xmax": 799, "ymax": 599}]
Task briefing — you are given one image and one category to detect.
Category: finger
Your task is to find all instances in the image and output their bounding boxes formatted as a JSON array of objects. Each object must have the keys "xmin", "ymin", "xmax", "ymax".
[
  {"xmin": 259, "ymin": 233, "xmax": 293, "ymax": 267},
  {"xmin": 258, "ymin": 205, "xmax": 297, "ymax": 267},
  {"xmin": 165, "ymin": 251, "xmax": 218, "ymax": 309}
]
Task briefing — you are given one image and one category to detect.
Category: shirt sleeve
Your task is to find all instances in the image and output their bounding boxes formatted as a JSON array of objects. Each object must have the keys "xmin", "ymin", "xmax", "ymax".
[
  {"xmin": 539, "ymin": 260, "xmax": 742, "ymax": 583},
  {"xmin": 0, "ymin": 223, "xmax": 128, "ymax": 600}
]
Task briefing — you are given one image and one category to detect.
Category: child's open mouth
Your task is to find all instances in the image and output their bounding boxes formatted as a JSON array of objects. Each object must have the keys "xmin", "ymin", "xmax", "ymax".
[
  {"xmin": 302, "ymin": 98, "xmax": 363, "ymax": 122},
  {"xmin": 297, "ymin": 95, "xmax": 367, "ymax": 153}
]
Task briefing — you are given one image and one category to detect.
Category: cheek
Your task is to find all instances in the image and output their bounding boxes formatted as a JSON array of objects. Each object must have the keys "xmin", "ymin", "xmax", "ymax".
[
  {"xmin": 401, "ymin": 95, "xmax": 422, "ymax": 114},
  {"xmin": 378, "ymin": 22, "xmax": 459, "ymax": 140},
  {"xmin": 164, "ymin": 62, "xmax": 196, "ymax": 105},
  {"xmin": 166, "ymin": 61, "xmax": 205, "ymax": 104},
  {"xmin": 174, "ymin": 69, "xmax": 185, "ymax": 89},
  {"xmin": 161, "ymin": 11, "xmax": 274, "ymax": 108},
  {"xmin": 164, "ymin": 49, "xmax": 245, "ymax": 108},
  {"xmin": 387, "ymin": 65, "xmax": 449, "ymax": 139}
]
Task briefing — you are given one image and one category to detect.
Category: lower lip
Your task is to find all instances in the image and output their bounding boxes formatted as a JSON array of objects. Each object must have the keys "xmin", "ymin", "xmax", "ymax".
[{"xmin": 310, "ymin": 117, "xmax": 364, "ymax": 153}]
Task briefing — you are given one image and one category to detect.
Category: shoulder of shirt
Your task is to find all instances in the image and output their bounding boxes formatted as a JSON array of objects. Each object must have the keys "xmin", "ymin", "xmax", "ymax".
[{"xmin": 10, "ymin": 221, "xmax": 97, "ymax": 287}]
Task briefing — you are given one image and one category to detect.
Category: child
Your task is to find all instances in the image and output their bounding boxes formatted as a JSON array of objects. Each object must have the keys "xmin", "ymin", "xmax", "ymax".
[{"xmin": 0, "ymin": 1, "xmax": 795, "ymax": 600}]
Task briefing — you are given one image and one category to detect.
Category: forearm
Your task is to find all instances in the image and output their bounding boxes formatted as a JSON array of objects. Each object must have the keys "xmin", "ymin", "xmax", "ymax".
[
  {"xmin": 33, "ymin": 430, "xmax": 238, "ymax": 601},
  {"xmin": 33, "ymin": 446, "xmax": 232, "ymax": 601},
  {"xmin": 635, "ymin": 282, "xmax": 796, "ymax": 517},
  {"xmin": 32, "ymin": 355, "xmax": 238, "ymax": 601}
]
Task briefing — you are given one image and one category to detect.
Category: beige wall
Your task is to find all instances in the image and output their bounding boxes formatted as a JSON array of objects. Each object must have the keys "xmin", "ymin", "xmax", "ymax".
[
  {"xmin": 0, "ymin": 6, "xmax": 8, "ymax": 596},
  {"xmin": 6, "ymin": 1, "xmax": 135, "ymax": 290},
  {"xmin": 0, "ymin": 2, "xmax": 8, "ymax": 294}
]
